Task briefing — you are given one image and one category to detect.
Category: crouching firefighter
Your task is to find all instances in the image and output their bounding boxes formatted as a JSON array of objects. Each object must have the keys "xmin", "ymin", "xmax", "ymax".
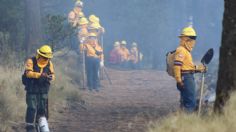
[
  {"xmin": 173, "ymin": 26, "xmax": 207, "ymax": 113},
  {"xmin": 22, "ymin": 45, "xmax": 55, "ymax": 132}
]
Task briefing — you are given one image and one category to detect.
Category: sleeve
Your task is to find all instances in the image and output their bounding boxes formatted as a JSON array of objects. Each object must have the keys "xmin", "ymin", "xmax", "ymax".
[
  {"xmin": 49, "ymin": 61, "xmax": 55, "ymax": 81},
  {"xmin": 173, "ymin": 49, "xmax": 185, "ymax": 82},
  {"xmin": 25, "ymin": 59, "xmax": 41, "ymax": 79}
]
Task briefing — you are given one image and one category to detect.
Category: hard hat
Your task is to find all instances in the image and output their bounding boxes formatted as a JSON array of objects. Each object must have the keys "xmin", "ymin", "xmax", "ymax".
[
  {"xmin": 114, "ymin": 41, "xmax": 120, "ymax": 47},
  {"xmin": 89, "ymin": 22, "xmax": 101, "ymax": 29},
  {"xmin": 121, "ymin": 40, "xmax": 127, "ymax": 45},
  {"xmin": 79, "ymin": 17, "xmax": 88, "ymax": 25},
  {"xmin": 179, "ymin": 26, "xmax": 197, "ymax": 37},
  {"xmin": 37, "ymin": 45, "xmax": 53, "ymax": 59},
  {"xmin": 132, "ymin": 42, "xmax": 137, "ymax": 47},
  {"xmin": 79, "ymin": 12, "xmax": 84, "ymax": 18},
  {"xmin": 89, "ymin": 14, "xmax": 100, "ymax": 23},
  {"xmin": 75, "ymin": 0, "xmax": 83, "ymax": 8}
]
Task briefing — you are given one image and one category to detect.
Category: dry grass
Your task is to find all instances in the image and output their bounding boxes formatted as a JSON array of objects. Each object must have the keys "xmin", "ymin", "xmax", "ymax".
[
  {"xmin": 148, "ymin": 93, "xmax": 236, "ymax": 132},
  {"xmin": 0, "ymin": 51, "xmax": 83, "ymax": 131}
]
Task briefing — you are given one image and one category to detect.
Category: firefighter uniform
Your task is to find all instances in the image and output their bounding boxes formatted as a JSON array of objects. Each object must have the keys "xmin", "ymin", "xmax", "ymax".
[{"xmin": 23, "ymin": 45, "xmax": 55, "ymax": 131}]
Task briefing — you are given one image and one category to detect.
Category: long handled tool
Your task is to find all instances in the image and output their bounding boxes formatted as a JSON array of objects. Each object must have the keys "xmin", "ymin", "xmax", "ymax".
[
  {"xmin": 198, "ymin": 48, "xmax": 214, "ymax": 116},
  {"xmin": 103, "ymin": 66, "xmax": 112, "ymax": 85},
  {"xmin": 82, "ymin": 50, "xmax": 86, "ymax": 89},
  {"xmin": 100, "ymin": 34, "xmax": 105, "ymax": 80}
]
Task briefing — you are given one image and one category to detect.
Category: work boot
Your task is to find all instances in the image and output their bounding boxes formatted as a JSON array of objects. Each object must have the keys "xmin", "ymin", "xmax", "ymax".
[{"xmin": 25, "ymin": 124, "xmax": 35, "ymax": 132}]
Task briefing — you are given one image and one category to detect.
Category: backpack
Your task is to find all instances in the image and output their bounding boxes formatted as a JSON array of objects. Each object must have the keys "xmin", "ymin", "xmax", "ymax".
[{"xmin": 166, "ymin": 50, "xmax": 176, "ymax": 77}]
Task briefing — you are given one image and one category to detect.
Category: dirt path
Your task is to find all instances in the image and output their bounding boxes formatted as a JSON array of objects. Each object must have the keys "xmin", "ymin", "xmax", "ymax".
[{"xmin": 51, "ymin": 69, "xmax": 179, "ymax": 132}]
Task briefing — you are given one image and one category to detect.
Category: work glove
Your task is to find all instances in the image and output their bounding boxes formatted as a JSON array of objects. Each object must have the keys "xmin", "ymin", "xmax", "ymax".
[
  {"xmin": 177, "ymin": 81, "xmax": 184, "ymax": 89},
  {"xmin": 100, "ymin": 61, "xmax": 104, "ymax": 67},
  {"xmin": 195, "ymin": 64, "xmax": 207, "ymax": 73},
  {"xmin": 39, "ymin": 73, "xmax": 48, "ymax": 81},
  {"xmin": 47, "ymin": 74, "xmax": 53, "ymax": 81}
]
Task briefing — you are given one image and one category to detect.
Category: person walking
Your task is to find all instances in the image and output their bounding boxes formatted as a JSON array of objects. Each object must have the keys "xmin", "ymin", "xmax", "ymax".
[{"xmin": 22, "ymin": 45, "xmax": 55, "ymax": 132}]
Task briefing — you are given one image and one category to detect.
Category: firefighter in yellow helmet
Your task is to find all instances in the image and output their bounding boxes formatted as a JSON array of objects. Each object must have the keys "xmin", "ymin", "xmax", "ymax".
[
  {"xmin": 109, "ymin": 41, "xmax": 122, "ymax": 64},
  {"xmin": 78, "ymin": 17, "xmax": 89, "ymax": 45},
  {"xmin": 88, "ymin": 14, "xmax": 105, "ymax": 38},
  {"xmin": 174, "ymin": 26, "xmax": 207, "ymax": 113},
  {"xmin": 68, "ymin": 0, "xmax": 84, "ymax": 27},
  {"xmin": 22, "ymin": 45, "xmax": 55, "ymax": 131},
  {"xmin": 83, "ymin": 33, "xmax": 104, "ymax": 92}
]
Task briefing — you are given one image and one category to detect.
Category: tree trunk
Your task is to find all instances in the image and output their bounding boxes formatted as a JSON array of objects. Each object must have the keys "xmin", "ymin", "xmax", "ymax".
[
  {"xmin": 214, "ymin": 0, "xmax": 236, "ymax": 113},
  {"xmin": 25, "ymin": 0, "xmax": 42, "ymax": 56}
]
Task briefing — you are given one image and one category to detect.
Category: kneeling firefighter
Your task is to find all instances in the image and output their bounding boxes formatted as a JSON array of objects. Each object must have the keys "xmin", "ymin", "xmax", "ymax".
[{"xmin": 22, "ymin": 45, "xmax": 55, "ymax": 132}]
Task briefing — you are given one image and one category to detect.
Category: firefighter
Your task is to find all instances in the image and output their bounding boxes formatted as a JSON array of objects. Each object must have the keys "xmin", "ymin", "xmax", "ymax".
[
  {"xmin": 119, "ymin": 40, "xmax": 130, "ymax": 68},
  {"xmin": 22, "ymin": 45, "xmax": 55, "ymax": 132},
  {"xmin": 68, "ymin": 0, "xmax": 84, "ymax": 27},
  {"xmin": 83, "ymin": 33, "xmax": 104, "ymax": 92},
  {"xmin": 174, "ymin": 26, "xmax": 207, "ymax": 113},
  {"xmin": 109, "ymin": 41, "xmax": 122, "ymax": 64},
  {"xmin": 129, "ymin": 42, "xmax": 139, "ymax": 69}
]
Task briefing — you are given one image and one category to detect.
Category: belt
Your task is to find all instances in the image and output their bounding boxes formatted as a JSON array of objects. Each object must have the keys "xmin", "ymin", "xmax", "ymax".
[{"xmin": 181, "ymin": 70, "xmax": 196, "ymax": 74}]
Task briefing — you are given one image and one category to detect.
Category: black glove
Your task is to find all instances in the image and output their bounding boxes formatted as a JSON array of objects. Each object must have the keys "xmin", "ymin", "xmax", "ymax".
[
  {"xmin": 95, "ymin": 50, "xmax": 103, "ymax": 56},
  {"xmin": 177, "ymin": 81, "xmax": 184, "ymax": 89},
  {"xmin": 39, "ymin": 73, "xmax": 48, "ymax": 82}
]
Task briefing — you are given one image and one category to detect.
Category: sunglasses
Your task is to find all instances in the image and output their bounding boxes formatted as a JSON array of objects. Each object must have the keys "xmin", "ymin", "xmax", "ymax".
[{"xmin": 188, "ymin": 36, "xmax": 197, "ymax": 40}]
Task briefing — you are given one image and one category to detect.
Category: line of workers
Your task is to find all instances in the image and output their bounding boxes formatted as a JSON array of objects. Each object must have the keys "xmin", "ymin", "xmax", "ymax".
[
  {"xmin": 68, "ymin": 0, "xmax": 105, "ymax": 92},
  {"xmin": 109, "ymin": 41, "xmax": 143, "ymax": 69}
]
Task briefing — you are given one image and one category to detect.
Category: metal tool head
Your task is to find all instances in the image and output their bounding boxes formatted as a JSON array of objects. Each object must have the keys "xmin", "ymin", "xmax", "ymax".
[{"xmin": 201, "ymin": 48, "xmax": 214, "ymax": 65}]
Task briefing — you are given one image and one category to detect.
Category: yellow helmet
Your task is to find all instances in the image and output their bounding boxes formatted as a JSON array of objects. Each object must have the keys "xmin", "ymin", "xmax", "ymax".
[
  {"xmin": 89, "ymin": 14, "xmax": 99, "ymax": 23},
  {"xmin": 37, "ymin": 45, "xmax": 53, "ymax": 59},
  {"xmin": 89, "ymin": 22, "xmax": 101, "ymax": 29},
  {"xmin": 79, "ymin": 17, "xmax": 89, "ymax": 25},
  {"xmin": 114, "ymin": 41, "xmax": 120, "ymax": 47},
  {"xmin": 121, "ymin": 40, "xmax": 127, "ymax": 45},
  {"xmin": 179, "ymin": 26, "xmax": 197, "ymax": 37}
]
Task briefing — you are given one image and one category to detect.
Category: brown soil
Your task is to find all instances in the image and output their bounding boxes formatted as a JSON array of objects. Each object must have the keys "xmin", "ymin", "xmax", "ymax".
[{"xmin": 50, "ymin": 68, "xmax": 179, "ymax": 132}]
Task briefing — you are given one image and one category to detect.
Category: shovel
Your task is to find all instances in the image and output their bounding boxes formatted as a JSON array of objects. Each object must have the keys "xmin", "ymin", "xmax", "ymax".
[{"xmin": 198, "ymin": 48, "xmax": 214, "ymax": 116}]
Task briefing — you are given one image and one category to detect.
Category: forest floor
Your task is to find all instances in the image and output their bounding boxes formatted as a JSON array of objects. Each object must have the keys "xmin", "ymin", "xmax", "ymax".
[{"xmin": 50, "ymin": 68, "xmax": 179, "ymax": 132}]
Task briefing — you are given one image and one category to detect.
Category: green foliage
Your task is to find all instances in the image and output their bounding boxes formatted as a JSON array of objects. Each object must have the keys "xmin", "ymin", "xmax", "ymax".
[{"xmin": 43, "ymin": 14, "xmax": 75, "ymax": 51}]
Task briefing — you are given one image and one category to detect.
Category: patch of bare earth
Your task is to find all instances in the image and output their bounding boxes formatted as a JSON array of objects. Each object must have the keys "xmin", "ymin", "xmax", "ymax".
[{"xmin": 51, "ymin": 68, "xmax": 179, "ymax": 132}]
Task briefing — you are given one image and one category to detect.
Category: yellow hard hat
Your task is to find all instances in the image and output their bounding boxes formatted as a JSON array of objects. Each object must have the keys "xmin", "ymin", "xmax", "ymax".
[
  {"xmin": 79, "ymin": 17, "xmax": 89, "ymax": 25},
  {"xmin": 179, "ymin": 26, "xmax": 197, "ymax": 37},
  {"xmin": 89, "ymin": 14, "xmax": 100, "ymax": 23},
  {"xmin": 75, "ymin": 0, "xmax": 83, "ymax": 7},
  {"xmin": 114, "ymin": 41, "xmax": 120, "ymax": 47},
  {"xmin": 37, "ymin": 45, "xmax": 53, "ymax": 59},
  {"xmin": 121, "ymin": 40, "xmax": 127, "ymax": 45},
  {"xmin": 89, "ymin": 22, "xmax": 101, "ymax": 29}
]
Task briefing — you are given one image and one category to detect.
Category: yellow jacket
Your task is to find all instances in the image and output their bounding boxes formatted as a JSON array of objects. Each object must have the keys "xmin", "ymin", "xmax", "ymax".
[
  {"xmin": 25, "ymin": 56, "xmax": 55, "ymax": 80},
  {"xmin": 119, "ymin": 47, "xmax": 130, "ymax": 62},
  {"xmin": 174, "ymin": 46, "xmax": 195, "ymax": 82},
  {"xmin": 84, "ymin": 43, "xmax": 104, "ymax": 61}
]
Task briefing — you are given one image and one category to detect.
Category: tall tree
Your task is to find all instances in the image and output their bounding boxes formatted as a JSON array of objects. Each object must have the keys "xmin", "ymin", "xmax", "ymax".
[
  {"xmin": 25, "ymin": 0, "xmax": 42, "ymax": 56},
  {"xmin": 214, "ymin": 0, "xmax": 236, "ymax": 113}
]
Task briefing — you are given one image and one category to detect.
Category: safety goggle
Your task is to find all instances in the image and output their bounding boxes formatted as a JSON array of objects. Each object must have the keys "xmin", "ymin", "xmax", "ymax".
[
  {"xmin": 188, "ymin": 36, "xmax": 197, "ymax": 40},
  {"xmin": 88, "ymin": 36, "xmax": 97, "ymax": 40}
]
